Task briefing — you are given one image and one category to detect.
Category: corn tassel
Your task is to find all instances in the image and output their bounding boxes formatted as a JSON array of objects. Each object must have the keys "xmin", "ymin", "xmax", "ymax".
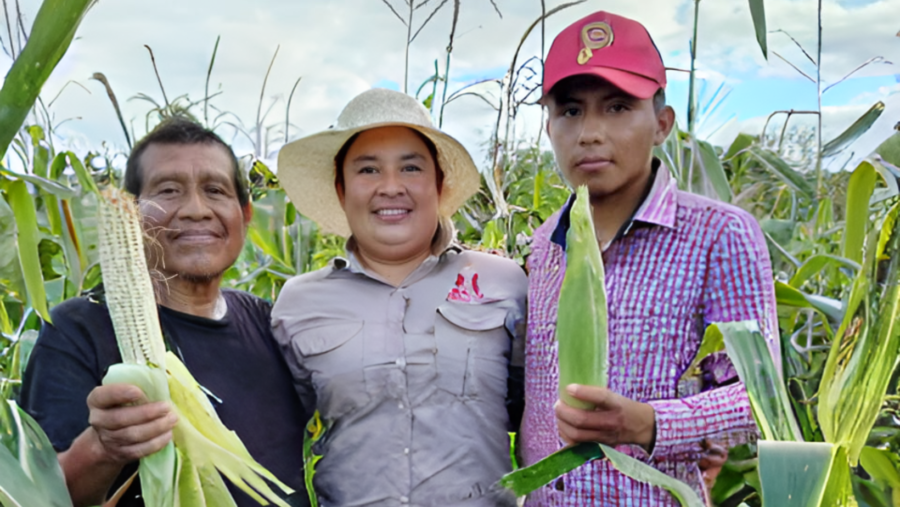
[{"xmin": 98, "ymin": 188, "xmax": 293, "ymax": 507}]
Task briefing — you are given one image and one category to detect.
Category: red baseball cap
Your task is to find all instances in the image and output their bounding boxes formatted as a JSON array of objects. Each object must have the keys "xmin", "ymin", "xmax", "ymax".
[{"xmin": 543, "ymin": 11, "xmax": 666, "ymax": 100}]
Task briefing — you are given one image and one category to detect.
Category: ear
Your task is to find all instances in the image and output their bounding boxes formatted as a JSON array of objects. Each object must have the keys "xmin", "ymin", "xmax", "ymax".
[
  {"xmin": 545, "ymin": 116, "xmax": 553, "ymax": 141},
  {"xmin": 653, "ymin": 105, "xmax": 676, "ymax": 146}
]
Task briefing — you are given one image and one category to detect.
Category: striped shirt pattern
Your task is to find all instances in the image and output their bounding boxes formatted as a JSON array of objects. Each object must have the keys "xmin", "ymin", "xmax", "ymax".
[{"xmin": 520, "ymin": 167, "xmax": 780, "ymax": 506}]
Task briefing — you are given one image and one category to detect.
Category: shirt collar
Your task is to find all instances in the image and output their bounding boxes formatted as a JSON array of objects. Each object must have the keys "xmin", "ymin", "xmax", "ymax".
[
  {"xmin": 550, "ymin": 159, "xmax": 677, "ymax": 249},
  {"xmin": 333, "ymin": 243, "xmax": 461, "ymax": 287}
]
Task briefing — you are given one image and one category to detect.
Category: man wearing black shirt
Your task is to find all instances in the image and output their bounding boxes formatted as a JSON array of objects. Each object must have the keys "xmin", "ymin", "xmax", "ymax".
[{"xmin": 19, "ymin": 117, "xmax": 311, "ymax": 507}]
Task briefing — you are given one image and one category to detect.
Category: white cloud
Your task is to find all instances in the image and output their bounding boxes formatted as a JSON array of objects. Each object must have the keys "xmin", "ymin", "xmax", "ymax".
[{"xmin": 3, "ymin": 0, "xmax": 898, "ymax": 169}]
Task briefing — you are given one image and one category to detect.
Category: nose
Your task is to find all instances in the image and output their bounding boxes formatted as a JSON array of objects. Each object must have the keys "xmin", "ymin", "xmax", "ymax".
[
  {"xmin": 577, "ymin": 112, "xmax": 606, "ymax": 146},
  {"xmin": 377, "ymin": 167, "xmax": 407, "ymax": 197},
  {"xmin": 178, "ymin": 187, "xmax": 214, "ymax": 221}
]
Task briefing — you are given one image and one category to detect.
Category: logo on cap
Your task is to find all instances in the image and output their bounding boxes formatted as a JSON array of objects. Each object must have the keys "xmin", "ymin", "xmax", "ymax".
[{"xmin": 577, "ymin": 22, "xmax": 614, "ymax": 65}]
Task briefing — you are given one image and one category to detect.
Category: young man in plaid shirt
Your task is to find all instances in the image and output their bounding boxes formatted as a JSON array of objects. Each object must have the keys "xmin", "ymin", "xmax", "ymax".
[{"xmin": 519, "ymin": 11, "xmax": 780, "ymax": 505}]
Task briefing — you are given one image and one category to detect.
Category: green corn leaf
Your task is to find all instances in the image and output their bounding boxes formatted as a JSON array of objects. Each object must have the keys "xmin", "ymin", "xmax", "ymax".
[
  {"xmin": 694, "ymin": 139, "xmax": 733, "ymax": 202},
  {"xmin": 556, "ymin": 185, "xmax": 608, "ymax": 409},
  {"xmin": 822, "ymin": 102, "xmax": 885, "ymax": 158},
  {"xmin": 757, "ymin": 441, "xmax": 849, "ymax": 507},
  {"xmin": 0, "ymin": 400, "xmax": 73, "ymax": 507},
  {"xmin": 5, "ymin": 180, "xmax": 51, "ymax": 324},
  {"xmin": 875, "ymin": 131, "xmax": 900, "ymax": 167},
  {"xmin": 747, "ymin": 0, "xmax": 768, "ymax": 58},
  {"xmin": 601, "ymin": 444, "xmax": 703, "ymax": 507},
  {"xmin": 843, "ymin": 161, "xmax": 879, "ymax": 264},
  {"xmin": 749, "ymin": 147, "xmax": 816, "ymax": 199},
  {"xmin": 789, "ymin": 254, "xmax": 860, "ymax": 289},
  {"xmin": 0, "ymin": 0, "xmax": 96, "ymax": 159},
  {"xmin": 0, "ymin": 169, "xmax": 77, "ymax": 199},
  {"xmin": 713, "ymin": 322, "xmax": 804, "ymax": 442},
  {"xmin": 63, "ymin": 152, "xmax": 101, "ymax": 197},
  {"xmin": 498, "ymin": 442, "xmax": 604, "ymax": 497},
  {"xmin": 819, "ymin": 200, "xmax": 900, "ymax": 464},
  {"xmin": 497, "ymin": 442, "xmax": 704, "ymax": 507},
  {"xmin": 860, "ymin": 446, "xmax": 900, "ymax": 490},
  {"xmin": 724, "ymin": 132, "xmax": 755, "ymax": 160},
  {"xmin": 775, "ymin": 281, "xmax": 843, "ymax": 327}
]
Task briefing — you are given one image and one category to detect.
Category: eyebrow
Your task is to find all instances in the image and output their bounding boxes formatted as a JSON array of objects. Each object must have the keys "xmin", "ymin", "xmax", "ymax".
[{"xmin": 351, "ymin": 152, "xmax": 427, "ymax": 163}]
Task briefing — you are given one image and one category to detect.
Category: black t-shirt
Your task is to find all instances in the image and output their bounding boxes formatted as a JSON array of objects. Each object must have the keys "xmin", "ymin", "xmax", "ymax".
[{"xmin": 19, "ymin": 289, "xmax": 311, "ymax": 507}]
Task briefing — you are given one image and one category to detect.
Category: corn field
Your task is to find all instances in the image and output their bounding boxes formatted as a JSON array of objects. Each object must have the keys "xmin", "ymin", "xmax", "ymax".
[{"xmin": 1, "ymin": 0, "xmax": 900, "ymax": 506}]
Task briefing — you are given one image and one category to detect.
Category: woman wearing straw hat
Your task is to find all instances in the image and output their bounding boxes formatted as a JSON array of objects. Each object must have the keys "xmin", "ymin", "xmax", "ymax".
[{"xmin": 272, "ymin": 88, "xmax": 525, "ymax": 507}]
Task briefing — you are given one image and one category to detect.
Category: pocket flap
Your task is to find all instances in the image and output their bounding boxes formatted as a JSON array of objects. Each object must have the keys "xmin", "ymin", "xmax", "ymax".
[
  {"xmin": 291, "ymin": 319, "xmax": 364, "ymax": 356},
  {"xmin": 437, "ymin": 301, "xmax": 507, "ymax": 331}
]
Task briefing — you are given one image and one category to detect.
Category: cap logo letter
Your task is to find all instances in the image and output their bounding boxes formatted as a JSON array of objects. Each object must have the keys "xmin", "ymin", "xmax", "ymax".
[{"xmin": 577, "ymin": 22, "xmax": 614, "ymax": 65}]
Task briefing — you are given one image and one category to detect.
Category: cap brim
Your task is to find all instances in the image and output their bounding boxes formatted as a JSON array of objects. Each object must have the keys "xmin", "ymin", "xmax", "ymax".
[
  {"xmin": 277, "ymin": 122, "xmax": 480, "ymax": 238},
  {"xmin": 544, "ymin": 66, "xmax": 661, "ymax": 101}
]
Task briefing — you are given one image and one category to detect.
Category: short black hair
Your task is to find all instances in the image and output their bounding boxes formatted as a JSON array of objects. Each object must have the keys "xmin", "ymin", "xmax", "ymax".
[
  {"xmin": 124, "ymin": 116, "xmax": 249, "ymax": 207},
  {"xmin": 545, "ymin": 75, "xmax": 668, "ymax": 114}
]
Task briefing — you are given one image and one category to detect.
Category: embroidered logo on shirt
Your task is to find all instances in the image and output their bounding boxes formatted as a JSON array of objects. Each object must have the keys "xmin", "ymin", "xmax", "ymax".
[{"xmin": 447, "ymin": 270, "xmax": 483, "ymax": 302}]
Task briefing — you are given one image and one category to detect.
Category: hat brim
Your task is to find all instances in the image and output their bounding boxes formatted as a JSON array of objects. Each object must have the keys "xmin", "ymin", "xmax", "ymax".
[
  {"xmin": 277, "ymin": 122, "xmax": 481, "ymax": 237},
  {"xmin": 544, "ymin": 67, "xmax": 662, "ymax": 101}
]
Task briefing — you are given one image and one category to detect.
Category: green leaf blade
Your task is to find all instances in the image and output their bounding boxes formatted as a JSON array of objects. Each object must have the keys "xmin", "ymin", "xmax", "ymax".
[
  {"xmin": 6, "ymin": 180, "xmax": 51, "ymax": 324},
  {"xmin": 822, "ymin": 102, "xmax": 885, "ymax": 158},
  {"xmin": 748, "ymin": 0, "xmax": 768, "ymax": 58}
]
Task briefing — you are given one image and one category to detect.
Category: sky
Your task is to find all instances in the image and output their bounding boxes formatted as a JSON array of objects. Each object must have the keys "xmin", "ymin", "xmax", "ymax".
[{"xmin": 1, "ymin": 0, "xmax": 899, "ymax": 173}]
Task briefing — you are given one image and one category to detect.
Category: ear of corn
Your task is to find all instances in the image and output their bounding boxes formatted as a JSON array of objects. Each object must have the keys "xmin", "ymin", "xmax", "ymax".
[
  {"xmin": 97, "ymin": 188, "xmax": 293, "ymax": 507},
  {"xmin": 499, "ymin": 185, "xmax": 703, "ymax": 507},
  {"xmin": 556, "ymin": 185, "xmax": 608, "ymax": 409}
]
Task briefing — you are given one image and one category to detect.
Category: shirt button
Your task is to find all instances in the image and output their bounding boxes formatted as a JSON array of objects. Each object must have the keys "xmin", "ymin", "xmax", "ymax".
[
  {"xmin": 395, "ymin": 358, "xmax": 406, "ymax": 367},
  {"xmin": 400, "ymin": 496, "xmax": 409, "ymax": 504},
  {"xmin": 403, "ymin": 447, "xmax": 410, "ymax": 455},
  {"xmin": 398, "ymin": 403, "xmax": 404, "ymax": 409}
]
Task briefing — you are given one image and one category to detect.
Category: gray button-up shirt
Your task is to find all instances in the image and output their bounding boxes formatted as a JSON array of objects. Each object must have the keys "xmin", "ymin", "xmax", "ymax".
[{"xmin": 272, "ymin": 246, "xmax": 527, "ymax": 507}]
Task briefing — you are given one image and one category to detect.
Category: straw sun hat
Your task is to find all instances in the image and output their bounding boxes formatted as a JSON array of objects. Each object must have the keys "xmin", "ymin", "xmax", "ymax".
[{"xmin": 277, "ymin": 88, "xmax": 481, "ymax": 237}]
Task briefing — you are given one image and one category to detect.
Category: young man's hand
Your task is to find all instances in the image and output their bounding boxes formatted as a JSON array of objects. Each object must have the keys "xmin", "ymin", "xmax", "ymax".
[
  {"xmin": 554, "ymin": 384, "xmax": 656, "ymax": 452},
  {"xmin": 86, "ymin": 383, "xmax": 177, "ymax": 464}
]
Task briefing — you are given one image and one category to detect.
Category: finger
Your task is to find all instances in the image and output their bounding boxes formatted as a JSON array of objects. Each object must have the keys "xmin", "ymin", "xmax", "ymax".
[
  {"xmin": 97, "ymin": 411, "xmax": 177, "ymax": 449},
  {"xmin": 87, "ymin": 384, "xmax": 149, "ymax": 410},
  {"xmin": 564, "ymin": 385, "xmax": 614, "ymax": 408},
  {"xmin": 106, "ymin": 429, "xmax": 174, "ymax": 463},
  {"xmin": 555, "ymin": 400, "xmax": 619, "ymax": 432},
  {"xmin": 90, "ymin": 401, "xmax": 173, "ymax": 432},
  {"xmin": 557, "ymin": 419, "xmax": 617, "ymax": 446}
]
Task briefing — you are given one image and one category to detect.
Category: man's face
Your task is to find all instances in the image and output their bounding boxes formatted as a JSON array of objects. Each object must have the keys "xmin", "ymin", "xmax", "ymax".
[
  {"xmin": 546, "ymin": 75, "xmax": 673, "ymax": 198},
  {"xmin": 137, "ymin": 143, "xmax": 249, "ymax": 283}
]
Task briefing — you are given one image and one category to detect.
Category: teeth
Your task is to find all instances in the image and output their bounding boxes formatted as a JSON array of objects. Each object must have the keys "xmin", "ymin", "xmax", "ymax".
[{"xmin": 377, "ymin": 209, "xmax": 409, "ymax": 216}]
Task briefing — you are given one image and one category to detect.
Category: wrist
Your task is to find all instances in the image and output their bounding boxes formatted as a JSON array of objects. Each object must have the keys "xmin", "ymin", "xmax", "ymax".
[{"xmin": 631, "ymin": 402, "xmax": 656, "ymax": 451}]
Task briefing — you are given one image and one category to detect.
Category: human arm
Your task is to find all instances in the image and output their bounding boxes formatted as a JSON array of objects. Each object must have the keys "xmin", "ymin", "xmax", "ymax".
[
  {"xmin": 555, "ymin": 212, "xmax": 778, "ymax": 462},
  {"xmin": 59, "ymin": 384, "xmax": 176, "ymax": 507},
  {"xmin": 18, "ymin": 301, "xmax": 177, "ymax": 507}
]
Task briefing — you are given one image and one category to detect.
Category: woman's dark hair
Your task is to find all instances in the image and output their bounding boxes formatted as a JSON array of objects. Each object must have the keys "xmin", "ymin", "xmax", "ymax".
[
  {"xmin": 124, "ymin": 116, "xmax": 249, "ymax": 207},
  {"xmin": 333, "ymin": 127, "xmax": 444, "ymax": 192}
]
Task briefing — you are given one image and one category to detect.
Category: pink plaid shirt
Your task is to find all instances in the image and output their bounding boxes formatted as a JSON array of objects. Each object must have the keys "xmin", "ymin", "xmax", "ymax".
[{"xmin": 520, "ymin": 166, "xmax": 779, "ymax": 506}]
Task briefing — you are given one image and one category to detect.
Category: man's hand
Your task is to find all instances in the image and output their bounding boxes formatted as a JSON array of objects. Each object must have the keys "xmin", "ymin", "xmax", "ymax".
[
  {"xmin": 86, "ymin": 383, "xmax": 177, "ymax": 464},
  {"xmin": 699, "ymin": 439, "xmax": 728, "ymax": 491},
  {"xmin": 59, "ymin": 384, "xmax": 178, "ymax": 507},
  {"xmin": 555, "ymin": 384, "xmax": 656, "ymax": 451}
]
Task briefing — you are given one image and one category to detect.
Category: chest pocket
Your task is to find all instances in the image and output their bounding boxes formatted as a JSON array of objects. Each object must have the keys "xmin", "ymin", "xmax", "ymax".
[
  {"xmin": 291, "ymin": 319, "xmax": 369, "ymax": 420},
  {"xmin": 435, "ymin": 302, "xmax": 511, "ymax": 400}
]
